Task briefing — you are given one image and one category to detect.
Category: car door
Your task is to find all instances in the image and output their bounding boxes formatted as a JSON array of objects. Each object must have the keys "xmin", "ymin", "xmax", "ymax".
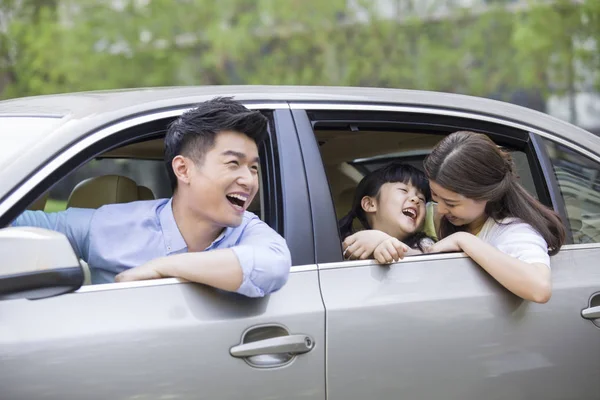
[
  {"xmin": 0, "ymin": 107, "xmax": 326, "ymax": 400},
  {"xmin": 291, "ymin": 103, "xmax": 600, "ymax": 400}
]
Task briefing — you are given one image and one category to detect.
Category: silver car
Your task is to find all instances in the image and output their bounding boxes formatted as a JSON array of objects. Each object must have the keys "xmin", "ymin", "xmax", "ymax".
[{"xmin": 0, "ymin": 87, "xmax": 599, "ymax": 400}]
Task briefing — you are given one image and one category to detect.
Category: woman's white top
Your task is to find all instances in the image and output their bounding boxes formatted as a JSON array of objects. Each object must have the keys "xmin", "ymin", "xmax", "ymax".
[{"xmin": 477, "ymin": 217, "xmax": 550, "ymax": 267}]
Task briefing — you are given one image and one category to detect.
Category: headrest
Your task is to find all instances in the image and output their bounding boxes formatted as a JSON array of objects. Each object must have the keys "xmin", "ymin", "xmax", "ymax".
[
  {"xmin": 137, "ymin": 185, "xmax": 155, "ymax": 201},
  {"xmin": 67, "ymin": 175, "xmax": 142, "ymax": 209}
]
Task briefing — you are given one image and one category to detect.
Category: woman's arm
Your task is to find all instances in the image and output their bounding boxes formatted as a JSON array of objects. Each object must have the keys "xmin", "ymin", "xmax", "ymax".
[{"xmin": 426, "ymin": 232, "xmax": 551, "ymax": 303}]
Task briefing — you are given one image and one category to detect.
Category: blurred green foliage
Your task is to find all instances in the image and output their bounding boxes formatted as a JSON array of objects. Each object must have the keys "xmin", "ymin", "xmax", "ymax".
[{"xmin": 0, "ymin": 0, "xmax": 598, "ymax": 105}]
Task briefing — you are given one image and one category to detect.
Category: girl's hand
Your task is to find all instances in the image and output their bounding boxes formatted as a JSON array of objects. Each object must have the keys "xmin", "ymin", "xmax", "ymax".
[
  {"xmin": 343, "ymin": 230, "xmax": 391, "ymax": 260},
  {"xmin": 424, "ymin": 232, "xmax": 467, "ymax": 254},
  {"xmin": 373, "ymin": 237, "xmax": 409, "ymax": 264}
]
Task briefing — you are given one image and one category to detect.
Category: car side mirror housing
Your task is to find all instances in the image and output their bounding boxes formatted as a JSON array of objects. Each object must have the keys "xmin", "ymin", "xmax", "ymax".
[{"xmin": 0, "ymin": 227, "xmax": 84, "ymax": 300}]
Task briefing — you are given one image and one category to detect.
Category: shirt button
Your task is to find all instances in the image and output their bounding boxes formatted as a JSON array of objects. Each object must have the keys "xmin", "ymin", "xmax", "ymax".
[{"xmin": 167, "ymin": 246, "xmax": 171, "ymax": 251}]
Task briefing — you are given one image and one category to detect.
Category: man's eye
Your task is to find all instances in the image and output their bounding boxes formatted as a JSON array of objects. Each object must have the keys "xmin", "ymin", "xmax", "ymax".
[
  {"xmin": 399, "ymin": 188, "xmax": 408, "ymax": 193},
  {"xmin": 227, "ymin": 160, "xmax": 239, "ymax": 166}
]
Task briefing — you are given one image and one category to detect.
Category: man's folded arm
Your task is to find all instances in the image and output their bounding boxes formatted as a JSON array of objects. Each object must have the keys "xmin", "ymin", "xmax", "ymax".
[
  {"xmin": 116, "ymin": 218, "xmax": 292, "ymax": 297},
  {"xmin": 230, "ymin": 219, "xmax": 291, "ymax": 297}
]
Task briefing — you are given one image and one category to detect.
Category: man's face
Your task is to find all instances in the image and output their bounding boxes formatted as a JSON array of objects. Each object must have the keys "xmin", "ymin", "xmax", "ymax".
[{"xmin": 185, "ymin": 130, "xmax": 260, "ymax": 228}]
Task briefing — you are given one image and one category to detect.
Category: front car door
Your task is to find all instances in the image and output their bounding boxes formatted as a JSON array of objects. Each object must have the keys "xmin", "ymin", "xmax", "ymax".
[
  {"xmin": 291, "ymin": 97, "xmax": 600, "ymax": 400},
  {"xmin": 0, "ymin": 98, "xmax": 326, "ymax": 400}
]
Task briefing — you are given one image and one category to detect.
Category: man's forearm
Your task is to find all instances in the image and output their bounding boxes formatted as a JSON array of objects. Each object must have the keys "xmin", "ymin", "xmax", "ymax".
[{"xmin": 156, "ymin": 249, "xmax": 243, "ymax": 292}]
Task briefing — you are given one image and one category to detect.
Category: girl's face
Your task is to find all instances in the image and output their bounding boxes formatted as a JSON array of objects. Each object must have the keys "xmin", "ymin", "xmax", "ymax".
[
  {"xmin": 362, "ymin": 181, "xmax": 427, "ymax": 239},
  {"xmin": 429, "ymin": 180, "xmax": 488, "ymax": 232}
]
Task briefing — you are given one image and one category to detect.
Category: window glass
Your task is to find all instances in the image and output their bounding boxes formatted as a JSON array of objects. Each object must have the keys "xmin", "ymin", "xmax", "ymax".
[{"xmin": 542, "ymin": 138, "xmax": 600, "ymax": 243}]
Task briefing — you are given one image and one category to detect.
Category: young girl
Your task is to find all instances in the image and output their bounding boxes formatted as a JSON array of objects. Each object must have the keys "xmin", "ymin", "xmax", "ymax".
[
  {"xmin": 339, "ymin": 162, "xmax": 435, "ymax": 264},
  {"xmin": 423, "ymin": 131, "xmax": 566, "ymax": 303}
]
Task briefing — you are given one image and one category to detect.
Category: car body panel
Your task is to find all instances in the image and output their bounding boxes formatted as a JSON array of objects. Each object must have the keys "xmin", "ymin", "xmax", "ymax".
[
  {"xmin": 0, "ymin": 270, "xmax": 326, "ymax": 400},
  {"xmin": 319, "ymin": 247, "xmax": 600, "ymax": 400}
]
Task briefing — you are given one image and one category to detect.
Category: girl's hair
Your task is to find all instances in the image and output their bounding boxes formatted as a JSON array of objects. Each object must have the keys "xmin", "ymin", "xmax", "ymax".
[
  {"xmin": 338, "ymin": 162, "xmax": 431, "ymax": 251},
  {"xmin": 423, "ymin": 131, "xmax": 565, "ymax": 255}
]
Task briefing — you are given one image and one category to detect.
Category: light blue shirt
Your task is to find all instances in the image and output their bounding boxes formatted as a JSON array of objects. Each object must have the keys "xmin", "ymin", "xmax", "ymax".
[{"xmin": 12, "ymin": 199, "xmax": 291, "ymax": 297}]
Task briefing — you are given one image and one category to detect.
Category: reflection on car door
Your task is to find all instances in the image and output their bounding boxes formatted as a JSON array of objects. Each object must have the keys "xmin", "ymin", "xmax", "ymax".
[
  {"xmin": 0, "ymin": 272, "xmax": 325, "ymax": 400},
  {"xmin": 319, "ymin": 250, "xmax": 600, "ymax": 400}
]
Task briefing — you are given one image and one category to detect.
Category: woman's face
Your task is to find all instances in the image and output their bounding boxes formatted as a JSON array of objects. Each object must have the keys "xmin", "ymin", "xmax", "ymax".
[
  {"xmin": 362, "ymin": 181, "xmax": 427, "ymax": 239},
  {"xmin": 429, "ymin": 180, "xmax": 487, "ymax": 232}
]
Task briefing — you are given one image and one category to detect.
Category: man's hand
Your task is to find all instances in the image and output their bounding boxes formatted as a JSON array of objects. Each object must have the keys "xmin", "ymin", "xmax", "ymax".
[
  {"xmin": 115, "ymin": 258, "xmax": 166, "ymax": 283},
  {"xmin": 373, "ymin": 237, "xmax": 409, "ymax": 264},
  {"xmin": 343, "ymin": 230, "xmax": 392, "ymax": 260}
]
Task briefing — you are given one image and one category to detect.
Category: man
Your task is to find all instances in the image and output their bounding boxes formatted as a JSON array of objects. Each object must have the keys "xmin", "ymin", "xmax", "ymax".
[{"xmin": 13, "ymin": 97, "xmax": 291, "ymax": 297}]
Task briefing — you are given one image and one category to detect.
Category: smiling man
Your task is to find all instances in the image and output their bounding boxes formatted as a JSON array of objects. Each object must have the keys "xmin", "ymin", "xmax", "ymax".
[{"xmin": 12, "ymin": 97, "xmax": 291, "ymax": 297}]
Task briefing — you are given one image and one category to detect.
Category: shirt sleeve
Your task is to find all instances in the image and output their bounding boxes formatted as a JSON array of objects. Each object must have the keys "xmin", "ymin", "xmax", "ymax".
[
  {"xmin": 230, "ymin": 217, "xmax": 291, "ymax": 298},
  {"xmin": 493, "ymin": 222, "xmax": 551, "ymax": 268},
  {"xmin": 11, "ymin": 209, "xmax": 95, "ymax": 261}
]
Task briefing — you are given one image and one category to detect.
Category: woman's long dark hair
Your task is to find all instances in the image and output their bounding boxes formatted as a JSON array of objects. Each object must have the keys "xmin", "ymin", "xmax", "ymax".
[
  {"xmin": 338, "ymin": 162, "xmax": 431, "ymax": 251},
  {"xmin": 423, "ymin": 131, "xmax": 565, "ymax": 255}
]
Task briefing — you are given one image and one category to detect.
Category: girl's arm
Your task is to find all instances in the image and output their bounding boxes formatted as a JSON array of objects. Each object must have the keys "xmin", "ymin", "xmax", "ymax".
[
  {"xmin": 343, "ymin": 230, "xmax": 398, "ymax": 260},
  {"xmin": 426, "ymin": 232, "xmax": 551, "ymax": 303}
]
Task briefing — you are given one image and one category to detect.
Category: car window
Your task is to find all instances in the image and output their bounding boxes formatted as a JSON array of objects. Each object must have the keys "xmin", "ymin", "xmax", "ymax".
[
  {"xmin": 316, "ymin": 129, "xmax": 538, "ymax": 223},
  {"xmin": 541, "ymin": 138, "xmax": 600, "ymax": 243},
  {"xmin": 44, "ymin": 158, "xmax": 172, "ymax": 212}
]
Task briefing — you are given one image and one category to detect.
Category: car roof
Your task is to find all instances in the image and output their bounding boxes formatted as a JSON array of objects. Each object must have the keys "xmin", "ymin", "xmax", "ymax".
[{"xmin": 0, "ymin": 85, "xmax": 594, "ymax": 148}]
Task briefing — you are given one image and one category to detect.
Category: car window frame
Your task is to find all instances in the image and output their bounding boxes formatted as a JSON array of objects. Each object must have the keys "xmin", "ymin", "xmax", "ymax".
[
  {"xmin": 291, "ymin": 102, "xmax": 592, "ymax": 263},
  {"xmin": 0, "ymin": 104, "xmax": 316, "ymax": 292}
]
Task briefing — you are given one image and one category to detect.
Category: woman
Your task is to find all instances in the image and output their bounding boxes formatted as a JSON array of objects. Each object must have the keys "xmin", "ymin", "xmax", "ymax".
[
  {"xmin": 339, "ymin": 162, "xmax": 434, "ymax": 264},
  {"xmin": 423, "ymin": 131, "xmax": 565, "ymax": 303}
]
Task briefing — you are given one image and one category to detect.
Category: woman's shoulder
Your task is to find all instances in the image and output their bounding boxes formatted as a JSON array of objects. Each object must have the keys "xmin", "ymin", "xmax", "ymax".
[{"xmin": 483, "ymin": 217, "xmax": 546, "ymax": 243}]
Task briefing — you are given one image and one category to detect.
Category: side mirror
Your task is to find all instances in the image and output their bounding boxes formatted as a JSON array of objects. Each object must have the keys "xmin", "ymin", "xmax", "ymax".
[{"xmin": 0, "ymin": 227, "xmax": 84, "ymax": 300}]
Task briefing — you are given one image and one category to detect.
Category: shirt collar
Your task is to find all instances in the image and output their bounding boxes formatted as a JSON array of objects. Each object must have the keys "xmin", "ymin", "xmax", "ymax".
[
  {"xmin": 159, "ymin": 198, "xmax": 236, "ymax": 254},
  {"xmin": 159, "ymin": 198, "xmax": 188, "ymax": 255},
  {"xmin": 206, "ymin": 226, "xmax": 232, "ymax": 250}
]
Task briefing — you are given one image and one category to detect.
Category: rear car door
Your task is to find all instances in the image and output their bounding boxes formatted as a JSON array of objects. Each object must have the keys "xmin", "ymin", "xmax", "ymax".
[
  {"xmin": 291, "ymin": 103, "xmax": 600, "ymax": 400},
  {"xmin": 0, "ymin": 106, "xmax": 326, "ymax": 400}
]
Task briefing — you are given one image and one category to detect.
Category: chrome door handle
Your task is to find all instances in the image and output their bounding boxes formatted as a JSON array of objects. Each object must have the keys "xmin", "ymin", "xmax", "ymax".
[
  {"xmin": 582, "ymin": 306, "xmax": 600, "ymax": 320},
  {"xmin": 230, "ymin": 334, "xmax": 314, "ymax": 358}
]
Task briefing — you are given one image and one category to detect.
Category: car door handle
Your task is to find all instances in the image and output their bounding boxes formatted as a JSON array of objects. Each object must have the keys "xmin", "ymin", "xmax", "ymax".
[
  {"xmin": 230, "ymin": 334, "xmax": 314, "ymax": 358},
  {"xmin": 582, "ymin": 306, "xmax": 600, "ymax": 320}
]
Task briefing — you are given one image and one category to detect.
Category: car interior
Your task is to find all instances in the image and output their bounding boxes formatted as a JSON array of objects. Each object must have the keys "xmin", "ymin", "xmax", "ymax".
[
  {"xmin": 313, "ymin": 128, "xmax": 539, "ymax": 239},
  {"xmin": 27, "ymin": 137, "xmax": 264, "ymax": 218}
]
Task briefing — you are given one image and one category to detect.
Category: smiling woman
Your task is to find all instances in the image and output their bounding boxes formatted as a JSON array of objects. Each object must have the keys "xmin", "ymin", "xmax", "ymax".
[{"xmin": 423, "ymin": 131, "xmax": 566, "ymax": 303}]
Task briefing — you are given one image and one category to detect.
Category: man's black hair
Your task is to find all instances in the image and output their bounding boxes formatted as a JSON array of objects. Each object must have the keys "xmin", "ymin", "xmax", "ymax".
[{"xmin": 164, "ymin": 97, "xmax": 268, "ymax": 191}]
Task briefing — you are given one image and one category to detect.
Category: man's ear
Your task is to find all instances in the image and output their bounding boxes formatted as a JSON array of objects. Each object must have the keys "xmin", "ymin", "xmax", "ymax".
[
  {"xmin": 361, "ymin": 196, "xmax": 377, "ymax": 213},
  {"xmin": 172, "ymin": 155, "xmax": 192, "ymax": 185}
]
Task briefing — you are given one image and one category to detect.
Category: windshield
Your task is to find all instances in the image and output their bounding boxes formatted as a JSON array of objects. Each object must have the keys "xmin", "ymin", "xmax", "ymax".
[{"xmin": 0, "ymin": 116, "xmax": 62, "ymax": 161}]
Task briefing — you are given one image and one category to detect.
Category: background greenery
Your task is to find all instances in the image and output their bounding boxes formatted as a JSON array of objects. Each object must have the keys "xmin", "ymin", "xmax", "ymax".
[{"xmin": 1, "ymin": 0, "xmax": 599, "ymax": 127}]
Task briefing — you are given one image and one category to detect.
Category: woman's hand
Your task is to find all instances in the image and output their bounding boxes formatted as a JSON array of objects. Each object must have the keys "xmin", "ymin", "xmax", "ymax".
[
  {"xmin": 373, "ymin": 237, "xmax": 409, "ymax": 264},
  {"xmin": 424, "ymin": 232, "xmax": 467, "ymax": 254},
  {"xmin": 343, "ymin": 230, "xmax": 391, "ymax": 260}
]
